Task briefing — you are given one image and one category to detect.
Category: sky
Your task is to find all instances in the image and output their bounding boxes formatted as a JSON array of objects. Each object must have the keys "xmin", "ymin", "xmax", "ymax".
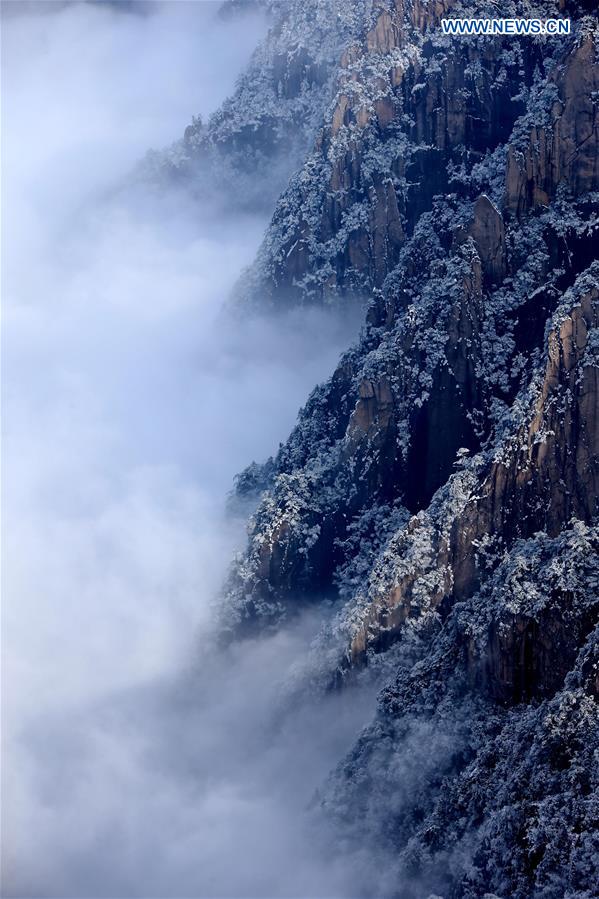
[{"xmin": 1, "ymin": 2, "xmax": 373, "ymax": 896}]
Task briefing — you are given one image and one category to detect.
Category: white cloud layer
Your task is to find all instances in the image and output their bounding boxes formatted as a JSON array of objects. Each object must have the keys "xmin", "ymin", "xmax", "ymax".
[{"xmin": 2, "ymin": 3, "xmax": 370, "ymax": 896}]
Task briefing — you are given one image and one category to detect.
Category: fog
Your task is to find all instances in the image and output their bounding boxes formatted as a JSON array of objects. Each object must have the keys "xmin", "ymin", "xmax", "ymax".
[{"xmin": 1, "ymin": 3, "xmax": 373, "ymax": 896}]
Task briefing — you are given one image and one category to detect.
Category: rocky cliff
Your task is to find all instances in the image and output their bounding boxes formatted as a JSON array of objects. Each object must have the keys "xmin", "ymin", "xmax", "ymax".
[
  {"xmin": 171, "ymin": 1, "xmax": 598, "ymax": 895},
  {"xmin": 143, "ymin": 0, "xmax": 373, "ymax": 210}
]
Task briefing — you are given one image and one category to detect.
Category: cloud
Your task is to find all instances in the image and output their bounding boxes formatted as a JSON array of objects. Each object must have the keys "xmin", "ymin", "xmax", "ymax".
[
  {"xmin": 1, "ymin": 3, "xmax": 370, "ymax": 896},
  {"xmin": 6, "ymin": 620, "xmax": 379, "ymax": 898}
]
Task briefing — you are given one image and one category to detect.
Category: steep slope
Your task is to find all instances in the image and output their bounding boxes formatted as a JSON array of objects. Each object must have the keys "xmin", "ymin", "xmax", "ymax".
[
  {"xmin": 143, "ymin": 0, "xmax": 374, "ymax": 210},
  {"xmin": 201, "ymin": 1, "xmax": 598, "ymax": 895},
  {"xmin": 339, "ymin": 269, "xmax": 598, "ymax": 671},
  {"xmin": 235, "ymin": 0, "xmax": 598, "ymax": 304},
  {"xmin": 220, "ymin": 5, "xmax": 598, "ymax": 644},
  {"xmin": 323, "ymin": 527, "xmax": 598, "ymax": 898}
]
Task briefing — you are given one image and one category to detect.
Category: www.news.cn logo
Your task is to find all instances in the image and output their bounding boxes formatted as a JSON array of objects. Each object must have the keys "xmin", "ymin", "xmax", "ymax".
[{"xmin": 441, "ymin": 18, "xmax": 571, "ymax": 35}]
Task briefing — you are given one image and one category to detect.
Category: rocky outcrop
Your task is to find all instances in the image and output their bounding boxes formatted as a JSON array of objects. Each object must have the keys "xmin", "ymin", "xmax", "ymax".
[
  {"xmin": 506, "ymin": 32, "xmax": 599, "ymax": 217},
  {"xmin": 242, "ymin": 8, "xmax": 539, "ymax": 304},
  {"xmin": 345, "ymin": 273, "xmax": 598, "ymax": 670},
  {"xmin": 323, "ymin": 531, "xmax": 599, "ymax": 897},
  {"xmin": 143, "ymin": 0, "xmax": 374, "ymax": 209},
  {"xmin": 221, "ymin": 6, "xmax": 598, "ymax": 652},
  {"xmin": 204, "ymin": 3, "xmax": 598, "ymax": 896},
  {"xmin": 468, "ymin": 194, "xmax": 507, "ymax": 285}
]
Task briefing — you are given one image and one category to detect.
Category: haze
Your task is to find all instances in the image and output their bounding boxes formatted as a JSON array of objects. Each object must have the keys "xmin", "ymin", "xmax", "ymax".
[{"xmin": 1, "ymin": 3, "xmax": 371, "ymax": 896}]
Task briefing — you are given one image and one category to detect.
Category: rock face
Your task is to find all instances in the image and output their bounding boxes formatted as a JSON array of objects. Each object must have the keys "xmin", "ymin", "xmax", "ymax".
[
  {"xmin": 506, "ymin": 32, "xmax": 599, "ymax": 215},
  {"xmin": 187, "ymin": 1, "xmax": 598, "ymax": 896},
  {"xmin": 236, "ymin": 0, "xmax": 537, "ymax": 304},
  {"xmin": 323, "ymin": 521, "xmax": 599, "ymax": 898},
  {"xmin": 144, "ymin": 0, "xmax": 374, "ymax": 210},
  {"xmin": 344, "ymin": 275, "xmax": 598, "ymax": 670},
  {"xmin": 469, "ymin": 194, "xmax": 507, "ymax": 284}
]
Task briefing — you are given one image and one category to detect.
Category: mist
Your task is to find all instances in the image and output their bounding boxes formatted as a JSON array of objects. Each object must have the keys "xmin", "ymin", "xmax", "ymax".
[{"xmin": 1, "ymin": 3, "xmax": 372, "ymax": 896}]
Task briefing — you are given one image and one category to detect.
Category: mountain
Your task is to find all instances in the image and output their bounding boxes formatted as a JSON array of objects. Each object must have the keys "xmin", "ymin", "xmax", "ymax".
[{"xmin": 159, "ymin": 1, "xmax": 598, "ymax": 895}]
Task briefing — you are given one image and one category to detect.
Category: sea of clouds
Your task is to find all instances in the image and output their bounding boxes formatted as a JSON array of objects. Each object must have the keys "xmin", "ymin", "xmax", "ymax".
[{"xmin": 2, "ymin": 3, "xmax": 373, "ymax": 896}]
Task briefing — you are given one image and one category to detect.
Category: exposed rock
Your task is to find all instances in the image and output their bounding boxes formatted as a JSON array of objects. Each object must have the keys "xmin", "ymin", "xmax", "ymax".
[
  {"xmin": 232, "ymin": 0, "xmax": 561, "ymax": 306},
  {"xmin": 346, "ymin": 275, "xmax": 598, "ymax": 669},
  {"xmin": 142, "ymin": 0, "xmax": 375, "ymax": 210},
  {"xmin": 506, "ymin": 34, "xmax": 599, "ymax": 217},
  {"xmin": 323, "ymin": 531, "xmax": 599, "ymax": 897},
  {"xmin": 201, "ymin": 3, "xmax": 599, "ymax": 896},
  {"xmin": 469, "ymin": 194, "xmax": 506, "ymax": 284},
  {"xmin": 366, "ymin": 7, "xmax": 399, "ymax": 53}
]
